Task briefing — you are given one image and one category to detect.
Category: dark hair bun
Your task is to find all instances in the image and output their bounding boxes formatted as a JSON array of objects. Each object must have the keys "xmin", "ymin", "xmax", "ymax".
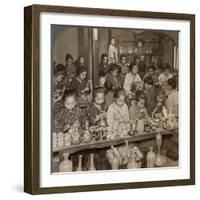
[
  {"xmin": 113, "ymin": 88, "xmax": 125, "ymax": 99},
  {"xmin": 62, "ymin": 87, "xmax": 76, "ymax": 101},
  {"xmin": 65, "ymin": 53, "xmax": 73, "ymax": 62}
]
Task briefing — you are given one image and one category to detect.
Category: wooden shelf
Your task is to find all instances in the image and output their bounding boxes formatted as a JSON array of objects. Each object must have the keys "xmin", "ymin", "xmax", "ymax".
[{"xmin": 53, "ymin": 128, "xmax": 177, "ymax": 154}]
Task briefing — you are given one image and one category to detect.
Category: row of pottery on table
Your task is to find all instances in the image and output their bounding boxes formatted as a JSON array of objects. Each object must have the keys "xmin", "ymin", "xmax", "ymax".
[
  {"xmin": 53, "ymin": 114, "xmax": 178, "ymax": 150},
  {"xmin": 58, "ymin": 132, "xmax": 167, "ymax": 172}
]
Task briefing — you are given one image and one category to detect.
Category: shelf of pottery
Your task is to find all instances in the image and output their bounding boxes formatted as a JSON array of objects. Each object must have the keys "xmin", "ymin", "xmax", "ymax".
[
  {"xmin": 53, "ymin": 116, "xmax": 178, "ymax": 171},
  {"xmin": 57, "ymin": 131, "xmax": 178, "ymax": 172}
]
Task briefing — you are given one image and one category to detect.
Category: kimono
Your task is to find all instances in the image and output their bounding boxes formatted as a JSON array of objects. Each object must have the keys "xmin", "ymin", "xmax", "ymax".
[
  {"xmin": 53, "ymin": 104, "xmax": 84, "ymax": 132},
  {"xmin": 143, "ymin": 73, "xmax": 159, "ymax": 86},
  {"xmin": 158, "ymin": 73, "xmax": 173, "ymax": 86},
  {"xmin": 118, "ymin": 63, "xmax": 129, "ymax": 85},
  {"xmin": 152, "ymin": 104, "xmax": 168, "ymax": 119},
  {"xmin": 105, "ymin": 73, "xmax": 122, "ymax": 90},
  {"xmin": 98, "ymin": 63, "xmax": 110, "ymax": 77},
  {"xmin": 129, "ymin": 103, "xmax": 149, "ymax": 121},
  {"xmin": 70, "ymin": 77, "xmax": 89, "ymax": 97},
  {"xmin": 88, "ymin": 103, "xmax": 107, "ymax": 125},
  {"xmin": 124, "ymin": 72, "xmax": 142, "ymax": 94},
  {"xmin": 107, "ymin": 102, "xmax": 129, "ymax": 127},
  {"xmin": 65, "ymin": 63, "xmax": 77, "ymax": 81}
]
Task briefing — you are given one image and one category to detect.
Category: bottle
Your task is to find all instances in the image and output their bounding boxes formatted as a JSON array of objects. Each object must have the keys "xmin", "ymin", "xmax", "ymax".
[
  {"xmin": 146, "ymin": 146, "xmax": 156, "ymax": 168},
  {"xmin": 88, "ymin": 153, "xmax": 96, "ymax": 171},
  {"xmin": 59, "ymin": 152, "xmax": 73, "ymax": 172},
  {"xmin": 76, "ymin": 154, "xmax": 83, "ymax": 171}
]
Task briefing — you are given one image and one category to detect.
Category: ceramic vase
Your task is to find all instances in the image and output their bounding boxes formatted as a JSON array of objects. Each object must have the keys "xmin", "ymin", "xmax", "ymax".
[
  {"xmin": 76, "ymin": 154, "xmax": 83, "ymax": 171},
  {"xmin": 59, "ymin": 152, "xmax": 73, "ymax": 172},
  {"xmin": 88, "ymin": 153, "xmax": 96, "ymax": 171},
  {"xmin": 146, "ymin": 146, "xmax": 156, "ymax": 168}
]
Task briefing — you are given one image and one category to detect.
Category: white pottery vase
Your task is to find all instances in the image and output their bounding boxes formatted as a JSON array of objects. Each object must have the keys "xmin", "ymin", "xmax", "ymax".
[
  {"xmin": 76, "ymin": 154, "xmax": 83, "ymax": 171},
  {"xmin": 146, "ymin": 146, "xmax": 156, "ymax": 168},
  {"xmin": 59, "ymin": 152, "xmax": 73, "ymax": 172},
  {"xmin": 88, "ymin": 153, "xmax": 96, "ymax": 171}
]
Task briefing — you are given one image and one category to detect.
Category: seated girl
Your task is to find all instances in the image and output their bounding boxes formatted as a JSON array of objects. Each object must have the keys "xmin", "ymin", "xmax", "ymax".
[
  {"xmin": 88, "ymin": 87, "xmax": 107, "ymax": 126},
  {"xmin": 129, "ymin": 90, "xmax": 149, "ymax": 121},
  {"xmin": 118, "ymin": 54, "xmax": 129, "ymax": 84},
  {"xmin": 74, "ymin": 56, "xmax": 85, "ymax": 70},
  {"xmin": 143, "ymin": 65, "xmax": 158, "ymax": 85},
  {"xmin": 158, "ymin": 63, "xmax": 173, "ymax": 87},
  {"xmin": 70, "ymin": 66, "xmax": 92, "ymax": 99},
  {"xmin": 105, "ymin": 63, "xmax": 122, "ymax": 90},
  {"xmin": 124, "ymin": 62, "xmax": 142, "ymax": 96},
  {"xmin": 107, "ymin": 89, "xmax": 129, "ymax": 128},
  {"xmin": 65, "ymin": 53, "xmax": 77, "ymax": 82},
  {"xmin": 53, "ymin": 87, "xmax": 84, "ymax": 133},
  {"xmin": 99, "ymin": 53, "xmax": 109, "ymax": 78},
  {"xmin": 152, "ymin": 91, "xmax": 168, "ymax": 119}
]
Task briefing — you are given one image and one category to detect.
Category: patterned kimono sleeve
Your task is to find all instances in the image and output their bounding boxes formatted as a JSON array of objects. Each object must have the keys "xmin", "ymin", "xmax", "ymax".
[{"xmin": 53, "ymin": 110, "xmax": 65, "ymax": 132}]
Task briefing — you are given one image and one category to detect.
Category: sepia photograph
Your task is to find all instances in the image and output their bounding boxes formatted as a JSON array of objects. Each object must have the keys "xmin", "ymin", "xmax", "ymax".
[
  {"xmin": 51, "ymin": 25, "xmax": 179, "ymax": 173},
  {"xmin": 24, "ymin": 5, "xmax": 195, "ymax": 194}
]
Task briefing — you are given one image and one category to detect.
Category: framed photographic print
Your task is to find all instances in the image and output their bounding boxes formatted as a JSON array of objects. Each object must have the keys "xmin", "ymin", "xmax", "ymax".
[{"xmin": 24, "ymin": 4, "xmax": 195, "ymax": 194}]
